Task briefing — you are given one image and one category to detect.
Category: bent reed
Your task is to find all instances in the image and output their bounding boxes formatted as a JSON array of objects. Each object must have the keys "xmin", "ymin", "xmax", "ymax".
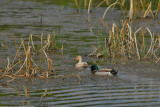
[
  {"xmin": 0, "ymin": 33, "xmax": 81, "ymax": 86},
  {"xmin": 93, "ymin": 19, "xmax": 160, "ymax": 61}
]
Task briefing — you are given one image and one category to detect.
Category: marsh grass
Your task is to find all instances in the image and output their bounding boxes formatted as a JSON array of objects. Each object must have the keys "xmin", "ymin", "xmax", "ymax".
[
  {"xmin": 101, "ymin": 0, "xmax": 160, "ymax": 20},
  {"xmin": 75, "ymin": 0, "xmax": 160, "ymax": 20},
  {"xmin": 0, "ymin": 33, "xmax": 81, "ymax": 86},
  {"xmin": 74, "ymin": 0, "xmax": 93, "ymax": 12},
  {"xmin": 92, "ymin": 19, "xmax": 160, "ymax": 61}
]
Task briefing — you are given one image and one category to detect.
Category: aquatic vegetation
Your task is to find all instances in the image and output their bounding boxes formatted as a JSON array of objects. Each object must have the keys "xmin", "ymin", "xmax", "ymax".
[
  {"xmin": 38, "ymin": 32, "xmax": 63, "ymax": 53},
  {"xmin": 128, "ymin": 0, "xmax": 160, "ymax": 19},
  {"xmin": 74, "ymin": 0, "xmax": 93, "ymax": 12},
  {"xmin": 85, "ymin": 0, "xmax": 160, "ymax": 61},
  {"xmin": 74, "ymin": 0, "xmax": 160, "ymax": 20},
  {"xmin": 92, "ymin": 19, "xmax": 160, "ymax": 61},
  {"xmin": 101, "ymin": 0, "xmax": 160, "ymax": 20},
  {"xmin": 0, "ymin": 33, "xmax": 81, "ymax": 86}
]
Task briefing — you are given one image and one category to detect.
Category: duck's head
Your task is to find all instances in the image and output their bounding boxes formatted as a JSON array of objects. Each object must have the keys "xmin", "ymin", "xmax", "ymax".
[
  {"xmin": 91, "ymin": 65, "xmax": 99, "ymax": 71},
  {"xmin": 74, "ymin": 56, "xmax": 82, "ymax": 61}
]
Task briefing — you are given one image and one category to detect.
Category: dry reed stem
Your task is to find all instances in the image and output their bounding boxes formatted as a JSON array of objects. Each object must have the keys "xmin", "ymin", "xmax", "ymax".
[
  {"xmin": 144, "ymin": 27, "xmax": 154, "ymax": 59},
  {"xmin": 6, "ymin": 57, "xmax": 11, "ymax": 71},
  {"xmin": 99, "ymin": 18, "xmax": 112, "ymax": 33},
  {"xmin": 140, "ymin": 0, "xmax": 145, "ymax": 13},
  {"xmin": 121, "ymin": 0, "xmax": 126, "ymax": 6},
  {"xmin": 0, "ymin": 74, "xmax": 25, "ymax": 78},
  {"xmin": 0, "ymin": 32, "xmax": 75, "ymax": 85},
  {"xmin": 152, "ymin": 38, "xmax": 158, "ymax": 60},
  {"xmin": 61, "ymin": 44, "xmax": 64, "ymax": 55},
  {"xmin": 102, "ymin": 1, "xmax": 128, "ymax": 20},
  {"xmin": 3, "ymin": 60, "xmax": 23, "ymax": 77},
  {"xmin": 96, "ymin": 0, "xmax": 106, "ymax": 8},
  {"xmin": 98, "ymin": 0, "xmax": 158, "ymax": 20},
  {"xmin": 26, "ymin": 38, "xmax": 31, "ymax": 75},
  {"xmin": 11, "ymin": 43, "xmax": 23, "ymax": 66},
  {"xmin": 41, "ymin": 34, "xmax": 51, "ymax": 51},
  {"xmin": 102, "ymin": 1, "xmax": 120, "ymax": 19},
  {"xmin": 15, "ymin": 45, "xmax": 31, "ymax": 75},
  {"xmin": 75, "ymin": 0, "xmax": 79, "ymax": 10},
  {"xmin": 112, "ymin": 23, "xmax": 117, "ymax": 47},
  {"xmin": 119, "ymin": 21, "xmax": 127, "ymax": 56},
  {"xmin": 134, "ymin": 27, "xmax": 142, "ymax": 60},
  {"xmin": 140, "ymin": 30, "xmax": 145, "ymax": 55},
  {"xmin": 143, "ymin": 2, "xmax": 154, "ymax": 18},
  {"xmin": 28, "ymin": 36, "xmax": 33, "ymax": 72},
  {"xmin": 30, "ymin": 35, "xmax": 35, "ymax": 53},
  {"xmin": 0, "ymin": 76, "xmax": 15, "ymax": 86},
  {"xmin": 41, "ymin": 33, "xmax": 43, "ymax": 49},
  {"xmin": 156, "ymin": 57, "xmax": 160, "ymax": 63},
  {"xmin": 42, "ymin": 49, "xmax": 49, "ymax": 61},
  {"xmin": 151, "ymin": 33, "xmax": 155, "ymax": 57},
  {"xmin": 46, "ymin": 34, "xmax": 51, "ymax": 50},
  {"xmin": 158, "ymin": 35, "xmax": 160, "ymax": 48},
  {"xmin": 127, "ymin": 24, "xmax": 134, "ymax": 42},
  {"xmin": 11, "ymin": 34, "xmax": 22, "ymax": 67},
  {"xmin": 100, "ymin": 15, "xmax": 159, "ymax": 60},
  {"xmin": 31, "ymin": 34, "xmax": 42, "ymax": 40},
  {"xmin": 89, "ymin": 46, "xmax": 101, "ymax": 56},
  {"xmin": 31, "ymin": 59, "xmax": 38, "ymax": 68},
  {"xmin": 88, "ymin": 0, "xmax": 92, "ymax": 13},
  {"xmin": 155, "ymin": 0, "xmax": 160, "ymax": 16},
  {"xmin": 42, "ymin": 49, "xmax": 54, "ymax": 77},
  {"xmin": 0, "ymin": 58, "xmax": 13, "ymax": 79}
]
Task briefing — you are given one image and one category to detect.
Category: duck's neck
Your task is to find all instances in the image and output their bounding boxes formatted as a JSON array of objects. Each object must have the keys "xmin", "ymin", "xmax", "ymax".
[{"xmin": 78, "ymin": 58, "xmax": 82, "ymax": 63}]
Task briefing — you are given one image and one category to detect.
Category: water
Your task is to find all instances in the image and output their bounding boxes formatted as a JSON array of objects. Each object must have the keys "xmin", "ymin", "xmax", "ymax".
[
  {"xmin": 0, "ymin": 0, "xmax": 160, "ymax": 106},
  {"xmin": 1, "ymin": 73, "xmax": 160, "ymax": 106}
]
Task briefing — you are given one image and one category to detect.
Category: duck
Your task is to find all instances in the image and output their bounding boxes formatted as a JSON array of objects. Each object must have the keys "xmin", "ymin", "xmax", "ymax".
[
  {"xmin": 90, "ymin": 65, "xmax": 118, "ymax": 76},
  {"xmin": 74, "ymin": 56, "xmax": 88, "ymax": 68}
]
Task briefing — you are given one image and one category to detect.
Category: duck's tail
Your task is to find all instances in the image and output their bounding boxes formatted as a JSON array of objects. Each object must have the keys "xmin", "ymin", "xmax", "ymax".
[{"xmin": 110, "ymin": 69, "xmax": 118, "ymax": 76}]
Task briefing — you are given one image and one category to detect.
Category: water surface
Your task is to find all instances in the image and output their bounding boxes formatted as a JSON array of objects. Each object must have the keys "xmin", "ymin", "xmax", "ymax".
[{"xmin": 0, "ymin": 0, "xmax": 160, "ymax": 106}]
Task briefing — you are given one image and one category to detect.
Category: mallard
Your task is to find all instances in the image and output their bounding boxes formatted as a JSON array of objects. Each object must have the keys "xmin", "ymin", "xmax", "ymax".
[
  {"xmin": 74, "ymin": 56, "xmax": 88, "ymax": 68},
  {"xmin": 90, "ymin": 65, "xmax": 118, "ymax": 76}
]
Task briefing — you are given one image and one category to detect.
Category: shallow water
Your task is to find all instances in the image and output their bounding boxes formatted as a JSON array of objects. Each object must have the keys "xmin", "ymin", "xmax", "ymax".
[{"xmin": 0, "ymin": 0, "xmax": 160, "ymax": 106}]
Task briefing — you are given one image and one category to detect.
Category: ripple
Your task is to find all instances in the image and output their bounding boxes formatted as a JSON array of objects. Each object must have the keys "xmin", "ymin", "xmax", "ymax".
[{"xmin": 34, "ymin": 83, "xmax": 160, "ymax": 106}]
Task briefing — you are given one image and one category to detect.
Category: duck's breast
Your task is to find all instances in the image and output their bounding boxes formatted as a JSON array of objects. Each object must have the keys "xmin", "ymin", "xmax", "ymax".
[{"xmin": 76, "ymin": 62, "xmax": 88, "ymax": 68}]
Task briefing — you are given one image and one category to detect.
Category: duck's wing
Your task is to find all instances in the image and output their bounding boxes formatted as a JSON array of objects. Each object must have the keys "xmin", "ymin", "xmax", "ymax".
[
  {"xmin": 98, "ymin": 69, "xmax": 113, "ymax": 72},
  {"xmin": 82, "ymin": 62, "xmax": 88, "ymax": 67}
]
